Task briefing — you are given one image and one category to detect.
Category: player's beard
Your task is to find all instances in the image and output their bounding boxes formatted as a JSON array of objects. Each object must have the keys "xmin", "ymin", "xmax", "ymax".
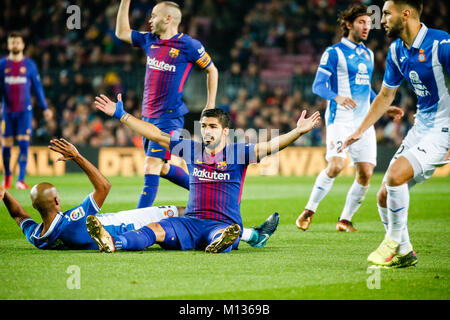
[
  {"xmin": 10, "ymin": 49, "xmax": 22, "ymax": 55},
  {"xmin": 385, "ymin": 17, "xmax": 404, "ymax": 38},
  {"xmin": 351, "ymin": 30, "xmax": 367, "ymax": 44},
  {"xmin": 203, "ymin": 135, "xmax": 221, "ymax": 151}
]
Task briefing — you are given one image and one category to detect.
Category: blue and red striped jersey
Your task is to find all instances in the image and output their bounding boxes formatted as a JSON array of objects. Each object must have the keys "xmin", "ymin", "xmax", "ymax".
[
  {"xmin": 132, "ymin": 30, "xmax": 212, "ymax": 119},
  {"xmin": 170, "ymin": 137, "xmax": 257, "ymax": 229},
  {"xmin": 0, "ymin": 57, "xmax": 48, "ymax": 114}
]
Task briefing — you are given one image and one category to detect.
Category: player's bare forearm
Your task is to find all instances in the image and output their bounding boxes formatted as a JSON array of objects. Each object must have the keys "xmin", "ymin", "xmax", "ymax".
[
  {"xmin": 356, "ymin": 86, "xmax": 396, "ymax": 135},
  {"xmin": 72, "ymin": 154, "xmax": 111, "ymax": 208},
  {"xmin": 116, "ymin": 0, "xmax": 132, "ymax": 44},
  {"xmin": 204, "ymin": 63, "xmax": 218, "ymax": 109},
  {"xmin": 255, "ymin": 128, "xmax": 303, "ymax": 160},
  {"xmin": 1, "ymin": 190, "xmax": 31, "ymax": 226},
  {"xmin": 120, "ymin": 113, "xmax": 171, "ymax": 149}
]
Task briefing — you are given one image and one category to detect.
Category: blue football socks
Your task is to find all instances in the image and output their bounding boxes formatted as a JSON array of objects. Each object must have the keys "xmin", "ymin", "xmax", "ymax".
[
  {"xmin": 136, "ymin": 174, "xmax": 160, "ymax": 208},
  {"xmin": 114, "ymin": 226, "xmax": 156, "ymax": 251},
  {"xmin": 17, "ymin": 140, "xmax": 29, "ymax": 181},
  {"xmin": 2, "ymin": 146, "xmax": 11, "ymax": 176}
]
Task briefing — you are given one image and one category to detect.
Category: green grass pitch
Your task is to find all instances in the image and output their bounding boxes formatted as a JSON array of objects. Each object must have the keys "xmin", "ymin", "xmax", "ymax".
[{"xmin": 0, "ymin": 173, "xmax": 448, "ymax": 300}]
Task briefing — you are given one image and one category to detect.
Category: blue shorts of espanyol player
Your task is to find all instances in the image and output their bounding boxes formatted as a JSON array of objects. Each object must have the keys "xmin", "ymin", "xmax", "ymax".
[
  {"xmin": 158, "ymin": 216, "xmax": 240, "ymax": 252},
  {"xmin": 142, "ymin": 116, "xmax": 184, "ymax": 160},
  {"xmin": 2, "ymin": 111, "xmax": 33, "ymax": 137}
]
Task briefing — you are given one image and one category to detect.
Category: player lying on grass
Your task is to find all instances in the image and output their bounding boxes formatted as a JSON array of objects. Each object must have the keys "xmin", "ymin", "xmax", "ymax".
[
  {"xmin": 90, "ymin": 93, "xmax": 320, "ymax": 253},
  {"xmin": 0, "ymin": 138, "xmax": 279, "ymax": 250}
]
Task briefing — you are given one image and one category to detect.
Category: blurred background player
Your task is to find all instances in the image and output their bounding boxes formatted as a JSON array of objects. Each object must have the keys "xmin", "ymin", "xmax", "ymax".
[
  {"xmin": 115, "ymin": 0, "xmax": 218, "ymax": 208},
  {"xmin": 296, "ymin": 5, "xmax": 380, "ymax": 232},
  {"xmin": 90, "ymin": 93, "xmax": 319, "ymax": 253},
  {"xmin": 296, "ymin": 5, "xmax": 403, "ymax": 232},
  {"xmin": 0, "ymin": 31, "xmax": 53, "ymax": 189},
  {"xmin": 0, "ymin": 138, "xmax": 279, "ymax": 250},
  {"xmin": 341, "ymin": 0, "xmax": 449, "ymax": 268}
]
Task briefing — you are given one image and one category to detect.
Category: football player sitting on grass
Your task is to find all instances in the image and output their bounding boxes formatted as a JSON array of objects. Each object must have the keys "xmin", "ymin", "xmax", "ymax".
[{"xmin": 0, "ymin": 138, "xmax": 279, "ymax": 250}]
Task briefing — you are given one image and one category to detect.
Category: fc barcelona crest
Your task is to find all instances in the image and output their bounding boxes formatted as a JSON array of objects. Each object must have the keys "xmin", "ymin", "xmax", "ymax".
[
  {"xmin": 217, "ymin": 161, "xmax": 227, "ymax": 171},
  {"xmin": 169, "ymin": 48, "xmax": 180, "ymax": 58}
]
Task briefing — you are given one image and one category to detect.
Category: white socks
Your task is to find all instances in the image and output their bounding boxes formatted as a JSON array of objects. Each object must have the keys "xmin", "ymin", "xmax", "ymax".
[
  {"xmin": 306, "ymin": 171, "xmax": 369, "ymax": 221},
  {"xmin": 339, "ymin": 180, "xmax": 369, "ymax": 221},
  {"xmin": 377, "ymin": 204, "xmax": 389, "ymax": 231},
  {"xmin": 382, "ymin": 184, "xmax": 411, "ymax": 254},
  {"xmin": 240, "ymin": 228, "xmax": 253, "ymax": 242},
  {"xmin": 305, "ymin": 169, "xmax": 335, "ymax": 212},
  {"xmin": 378, "ymin": 204, "xmax": 412, "ymax": 254}
]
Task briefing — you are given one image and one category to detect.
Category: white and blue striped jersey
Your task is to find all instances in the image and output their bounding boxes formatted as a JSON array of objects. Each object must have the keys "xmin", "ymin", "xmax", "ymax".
[
  {"xmin": 317, "ymin": 37, "xmax": 375, "ymax": 126},
  {"xmin": 383, "ymin": 24, "xmax": 449, "ymax": 132},
  {"xmin": 19, "ymin": 194, "xmax": 177, "ymax": 250},
  {"xmin": 20, "ymin": 193, "xmax": 102, "ymax": 250}
]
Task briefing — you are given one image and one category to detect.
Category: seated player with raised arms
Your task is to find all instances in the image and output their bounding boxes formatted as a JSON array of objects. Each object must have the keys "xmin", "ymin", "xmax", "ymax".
[
  {"xmin": 0, "ymin": 138, "xmax": 280, "ymax": 250},
  {"xmin": 89, "ymin": 93, "xmax": 321, "ymax": 253}
]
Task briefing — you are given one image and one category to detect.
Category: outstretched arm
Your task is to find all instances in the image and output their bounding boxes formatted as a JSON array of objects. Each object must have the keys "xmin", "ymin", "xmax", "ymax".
[
  {"xmin": 255, "ymin": 110, "xmax": 321, "ymax": 161},
  {"xmin": 94, "ymin": 94, "xmax": 171, "ymax": 149},
  {"xmin": 338, "ymin": 85, "xmax": 398, "ymax": 152},
  {"xmin": 48, "ymin": 138, "xmax": 111, "ymax": 208},
  {"xmin": 0, "ymin": 186, "xmax": 31, "ymax": 226},
  {"xmin": 204, "ymin": 63, "xmax": 218, "ymax": 110},
  {"xmin": 116, "ymin": 0, "xmax": 133, "ymax": 44}
]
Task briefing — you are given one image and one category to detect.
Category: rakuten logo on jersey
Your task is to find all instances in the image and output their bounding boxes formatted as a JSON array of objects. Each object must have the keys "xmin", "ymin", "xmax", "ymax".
[
  {"xmin": 147, "ymin": 57, "xmax": 176, "ymax": 72},
  {"xmin": 5, "ymin": 76, "xmax": 27, "ymax": 85},
  {"xmin": 192, "ymin": 167, "xmax": 230, "ymax": 182}
]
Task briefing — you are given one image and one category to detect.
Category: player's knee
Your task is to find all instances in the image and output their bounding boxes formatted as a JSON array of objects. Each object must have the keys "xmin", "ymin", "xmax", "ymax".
[
  {"xmin": 146, "ymin": 222, "xmax": 166, "ymax": 242},
  {"xmin": 386, "ymin": 171, "xmax": 404, "ymax": 187},
  {"xmin": 17, "ymin": 135, "xmax": 30, "ymax": 141},
  {"xmin": 2, "ymin": 137, "xmax": 13, "ymax": 146},
  {"xmin": 357, "ymin": 168, "xmax": 373, "ymax": 186},
  {"xmin": 160, "ymin": 162, "xmax": 171, "ymax": 176},
  {"xmin": 144, "ymin": 157, "xmax": 164, "ymax": 174},
  {"xmin": 326, "ymin": 161, "xmax": 345, "ymax": 178},
  {"xmin": 377, "ymin": 186, "xmax": 387, "ymax": 207}
]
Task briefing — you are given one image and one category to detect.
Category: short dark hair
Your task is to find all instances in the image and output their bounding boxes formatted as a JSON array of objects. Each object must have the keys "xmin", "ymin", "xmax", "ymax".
[
  {"xmin": 7, "ymin": 31, "xmax": 24, "ymax": 40},
  {"xmin": 338, "ymin": 4, "xmax": 370, "ymax": 37},
  {"xmin": 385, "ymin": 0, "xmax": 423, "ymax": 16},
  {"xmin": 201, "ymin": 108, "xmax": 231, "ymax": 129}
]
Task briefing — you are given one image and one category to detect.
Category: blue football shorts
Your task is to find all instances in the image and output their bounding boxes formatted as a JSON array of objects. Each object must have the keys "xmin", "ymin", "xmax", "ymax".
[
  {"xmin": 142, "ymin": 116, "xmax": 184, "ymax": 160},
  {"xmin": 158, "ymin": 216, "xmax": 241, "ymax": 252}
]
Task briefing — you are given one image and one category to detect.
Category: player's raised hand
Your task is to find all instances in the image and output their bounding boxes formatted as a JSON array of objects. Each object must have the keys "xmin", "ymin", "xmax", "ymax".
[
  {"xmin": 48, "ymin": 138, "xmax": 81, "ymax": 162},
  {"xmin": 387, "ymin": 106, "xmax": 404, "ymax": 121},
  {"xmin": 94, "ymin": 93, "xmax": 126, "ymax": 119},
  {"xmin": 334, "ymin": 96, "xmax": 357, "ymax": 110},
  {"xmin": 296, "ymin": 110, "xmax": 321, "ymax": 134},
  {"xmin": 337, "ymin": 131, "xmax": 362, "ymax": 153}
]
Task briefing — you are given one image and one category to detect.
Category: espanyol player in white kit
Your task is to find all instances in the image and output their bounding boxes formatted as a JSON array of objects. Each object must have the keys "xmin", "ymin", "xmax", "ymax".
[
  {"xmin": 296, "ymin": 5, "xmax": 402, "ymax": 232},
  {"xmin": 341, "ymin": 0, "xmax": 449, "ymax": 268}
]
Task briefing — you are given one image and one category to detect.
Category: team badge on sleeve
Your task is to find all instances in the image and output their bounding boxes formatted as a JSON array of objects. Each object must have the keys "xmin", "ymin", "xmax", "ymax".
[
  {"xmin": 70, "ymin": 207, "xmax": 86, "ymax": 221},
  {"xmin": 320, "ymin": 51, "xmax": 329, "ymax": 65}
]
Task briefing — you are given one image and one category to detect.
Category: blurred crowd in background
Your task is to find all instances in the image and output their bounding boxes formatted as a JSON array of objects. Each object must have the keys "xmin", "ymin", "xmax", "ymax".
[{"xmin": 0, "ymin": 0, "xmax": 448, "ymax": 148}]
